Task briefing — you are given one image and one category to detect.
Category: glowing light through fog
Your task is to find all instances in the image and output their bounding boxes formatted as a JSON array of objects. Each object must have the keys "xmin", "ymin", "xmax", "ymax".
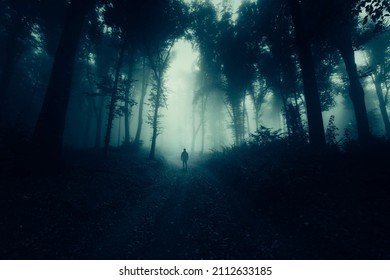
[
  {"xmin": 158, "ymin": 0, "xmax": 253, "ymax": 157},
  {"xmin": 355, "ymin": 50, "xmax": 368, "ymax": 67},
  {"xmin": 159, "ymin": 39, "xmax": 199, "ymax": 155}
]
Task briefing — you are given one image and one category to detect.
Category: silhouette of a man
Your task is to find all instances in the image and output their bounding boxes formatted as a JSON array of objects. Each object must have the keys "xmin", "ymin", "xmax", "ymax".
[{"xmin": 181, "ymin": 148, "xmax": 189, "ymax": 170}]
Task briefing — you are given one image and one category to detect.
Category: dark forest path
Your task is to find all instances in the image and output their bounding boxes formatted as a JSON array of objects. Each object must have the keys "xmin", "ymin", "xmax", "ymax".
[
  {"xmin": 83, "ymin": 158, "xmax": 316, "ymax": 259},
  {"xmin": 2, "ymin": 150, "xmax": 390, "ymax": 259},
  {"xmin": 1, "ymin": 153, "xmax": 318, "ymax": 259}
]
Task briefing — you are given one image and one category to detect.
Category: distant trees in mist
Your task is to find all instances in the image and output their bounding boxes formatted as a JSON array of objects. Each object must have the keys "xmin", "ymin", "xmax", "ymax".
[{"xmin": 0, "ymin": 0, "xmax": 389, "ymax": 167}]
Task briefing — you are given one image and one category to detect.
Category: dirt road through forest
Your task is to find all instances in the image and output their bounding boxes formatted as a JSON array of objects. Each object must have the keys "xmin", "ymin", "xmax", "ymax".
[
  {"xmin": 85, "ymin": 158, "xmax": 316, "ymax": 259},
  {"xmin": 1, "ymin": 154, "xmax": 317, "ymax": 259}
]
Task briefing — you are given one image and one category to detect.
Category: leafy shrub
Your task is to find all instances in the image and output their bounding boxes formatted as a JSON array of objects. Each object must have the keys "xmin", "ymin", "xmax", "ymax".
[
  {"xmin": 325, "ymin": 115, "xmax": 339, "ymax": 146},
  {"xmin": 249, "ymin": 126, "xmax": 284, "ymax": 146}
]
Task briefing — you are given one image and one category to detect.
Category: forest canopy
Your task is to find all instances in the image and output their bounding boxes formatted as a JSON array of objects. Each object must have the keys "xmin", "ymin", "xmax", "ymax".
[{"xmin": 0, "ymin": 0, "xmax": 389, "ymax": 165}]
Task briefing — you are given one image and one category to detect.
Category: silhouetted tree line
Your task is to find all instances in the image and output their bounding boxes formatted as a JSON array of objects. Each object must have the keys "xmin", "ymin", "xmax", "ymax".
[{"xmin": 0, "ymin": 0, "xmax": 389, "ymax": 168}]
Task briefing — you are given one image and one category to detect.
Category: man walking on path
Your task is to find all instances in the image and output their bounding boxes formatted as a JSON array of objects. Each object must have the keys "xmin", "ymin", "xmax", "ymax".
[{"xmin": 181, "ymin": 148, "xmax": 189, "ymax": 171}]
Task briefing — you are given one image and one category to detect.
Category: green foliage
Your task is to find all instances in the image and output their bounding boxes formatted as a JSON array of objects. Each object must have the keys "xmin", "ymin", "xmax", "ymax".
[
  {"xmin": 325, "ymin": 115, "xmax": 339, "ymax": 146},
  {"xmin": 355, "ymin": 0, "xmax": 390, "ymax": 30},
  {"xmin": 146, "ymin": 74, "xmax": 169, "ymax": 137},
  {"xmin": 94, "ymin": 72, "xmax": 136, "ymax": 120},
  {"xmin": 206, "ymin": 134, "xmax": 313, "ymax": 195},
  {"xmin": 102, "ymin": 0, "xmax": 189, "ymax": 45},
  {"xmin": 250, "ymin": 126, "xmax": 284, "ymax": 146}
]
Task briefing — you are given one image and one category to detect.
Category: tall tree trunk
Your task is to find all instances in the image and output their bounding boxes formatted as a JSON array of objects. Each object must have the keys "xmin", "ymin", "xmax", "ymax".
[
  {"xmin": 104, "ymin": 40, "xmax": 126, "ymax": 157},
  {"xmin": 0, "ymin": 48, "xmax": 17, "ymax": 112},
  {"xmin": 371, "ymin": 72, "xmax": 390, "ymax": 138},
  {"xmin": 94, "ymin": 97, "xmax": 105, "ymax": 149},
  {"xmin": 83, "ymin": 98, "xmax": 94, "ymax": 148},
  {"xmin": 147, "ymin": 43, "xmax": 174, "ymax": 159},
  {"xmin": 117, "ymin": 115, "xmax": 122, "ymax": 146},
  {"xmin": 191, "ymin": 102, "xmax": 196, "ymax": 153},
  {"xmin": 123, "ymin": 93, "xmax": 130, "ymax": 145},
  {"xmin": 0, "ymin": 17, "xmax": 26, "ymax": 117},
  {"xmin": 243, "ymin": 93, "xmax": 250, "ymax": 137},
  {"xmin": 254, "ymin": 101, "xmax": 260, "ymax": 131},
  {"xmin": 134, "ymin": 57, "xmax": 150, "ymax": 145},
  {"xmin": 335, "ymin": 25, "xmax": 371, "ymax": 144},
  {"xmin": 231, "ymin": 100, "xmax": 241, "ymax": 146},
  {"xmin": 149, "ymin": 81, "xmax": 161, "ymax": 160},
  {"xmin": 280, "ymin": 92, "xmax": 292, "ymax": 136},
  {"xmin": 123, "ymin": 58, "xmax": 134, "ymax": 146},
  {"xmin": 31, "ymin": 0, "xmax": 92, "ymax": 165},
  {"xmin": 190, "ymin": 102, "xmax": 201, "ymax": 153},
  {"xmin": 200, "ymin": 95, "xmax": 207, "ymax": 154},
  {"xmin": 86, "ymin": 64, "xmax": 105, "ymax": 149},
  {"xmin": 288, "ymin": 0, "xmax": 325, "ymax": 147},
  {"xmin": 95, "ymin": 101, "xmax": 103, "ymax": 148},
  {"xmin": 249, "ymin": 89, "xmax": 260, "ymax": 131}
]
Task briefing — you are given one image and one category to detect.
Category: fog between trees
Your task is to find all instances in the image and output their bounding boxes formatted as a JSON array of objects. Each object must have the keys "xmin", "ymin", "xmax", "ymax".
[{"xmin": 0, "ymin": 0, "xmax": 389, "ymax": 164}]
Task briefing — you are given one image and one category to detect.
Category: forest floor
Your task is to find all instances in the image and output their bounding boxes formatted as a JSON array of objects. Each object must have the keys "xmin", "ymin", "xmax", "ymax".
[{"xmin": 0, "ymin": 147, "xmax": 389, "ymax": 259}]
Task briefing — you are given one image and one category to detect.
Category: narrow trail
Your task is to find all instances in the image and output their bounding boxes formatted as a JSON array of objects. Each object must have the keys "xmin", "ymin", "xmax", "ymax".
[
  {"xmin": 85, "ymin": 159, "xmax": 317, "ymax": 259},
  {"xmin": 1, "ymin": 154, "xmax": 318, "ymax": 259}
]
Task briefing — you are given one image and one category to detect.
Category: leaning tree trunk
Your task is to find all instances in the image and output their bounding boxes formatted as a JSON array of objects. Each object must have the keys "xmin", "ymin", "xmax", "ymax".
[
  {"xmin": 335, "ymin": 25, "xmax": 371, "ymax": 145},
  {"xmin": 288, "ymin": 0, "xmax": 325, "ymax": 147},
  {"xmin": 31, "ymin": 0, "xmax": 92, "ymax": 166}
]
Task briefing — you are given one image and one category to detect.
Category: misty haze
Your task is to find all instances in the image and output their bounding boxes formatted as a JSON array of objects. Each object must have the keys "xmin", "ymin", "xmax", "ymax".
[{"xmin": 0, "ymin": 0, "xmax": 389, "ymax": 259}]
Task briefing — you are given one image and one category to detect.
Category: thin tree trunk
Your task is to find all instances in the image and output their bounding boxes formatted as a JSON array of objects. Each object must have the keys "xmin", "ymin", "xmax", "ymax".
[
  {"xmin": 231, "ymin": 100, "xmax": 241, "ymax": 146},
  {"xmin": 95, "ymin": 98, "xmax": 104, "ymax": 149},
  {"xmin": 104, "ymin": 40, "xmax": 126, "ymax": 157},
  {"xmin": 86, "ymin": 64, "xmax": 105, "ymax": 149},
  {"xmin": 117, "ymin": 115, "xmax": 122, "ymax": 146},
  {"xmin": 83, "ymin": 98, "xmax": 93, "ymax": 148},
  {"xmin": 123, "ymin": 91, "xmax": 130, "ymax": 145},
  {"xmin": 199, "ymin": 91, "xmax": 211, "ymax": 153},
  {"xmin": 243, "ymin": 93, "xmax": 251, "ymax": 137},
  {"xmin": 249, "ymin": 90, "xmax": 260, "ymax": 131},
  {"xmin": 255, "ymin": 108, "xmax": 259, "ymax": 131},
  {"xmin": 149, "ymin": 81, "xmax": 161, "ymax": 159},
  {"xmin": 288, "ymin": 0, "xmax": 325, "ymax": 147},
  {"xmin": 191, "ymin": 103, "xmax": 201, "ymax": 153},
  {"xmin": 280, "ymin": 92, "xmax": 291, "ymax": 136},
  {"xmin": 134, "ymin": 57, "xmax": 150, "ymax": 145},
  {"xmin": 191, "ymin": 102, "xmax": 196, "ymax": 153},
  {"xmin": 147, "ymin": 43, "xmax": 174, "ymax": 159},
  {"xmin": 0, "ymin": 48, "xmax": 16, "ymax": 112},
  {"xmin": 0, "ymin": 17, "xmax": 25, "ymax": 112},
  {"xmin": 242, "ymin": 95, "xmax": 246, "ymax": 140},
  {"xmin": 123, "ymin": 58, "xmax": 134, "ymax": 146},
  {"xmin": 200, "ymin": 95, "xmax": 206, "ymax": 154},
  {"xmin": 31, "ymin": 0, "xmax": 92, "ymax": 165},
  {"xmin": 371, "ymin": 72, "xmax": 390, "ymax": 138},
  {"xmin": 335, "ymin": 26, "xmax": 371, "ymax": 144}
]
